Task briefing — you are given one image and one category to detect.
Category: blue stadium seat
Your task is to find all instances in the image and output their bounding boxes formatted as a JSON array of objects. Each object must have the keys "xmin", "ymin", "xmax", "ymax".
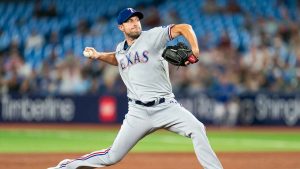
[{"xmin": 1, "ymin": 0, "xmax": 298, "ymax": 67}]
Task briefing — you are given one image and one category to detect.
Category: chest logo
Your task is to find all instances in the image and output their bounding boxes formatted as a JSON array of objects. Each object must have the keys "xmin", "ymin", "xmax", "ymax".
[{"xmin": 120, "ymin": 50, "xmax": 149, "ymax": 70}]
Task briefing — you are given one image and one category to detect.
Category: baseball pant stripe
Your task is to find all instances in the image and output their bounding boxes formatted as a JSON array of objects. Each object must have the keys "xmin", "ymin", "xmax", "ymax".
[{"xmin": 59, "ymin": 148, "xmax": 111, "ymax": 168}]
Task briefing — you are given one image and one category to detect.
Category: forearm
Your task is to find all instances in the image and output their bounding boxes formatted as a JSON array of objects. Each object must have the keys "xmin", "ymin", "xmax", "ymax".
[
  {"xmin": 96, "ymin": 52, "xmax": 118, "ymax": 66},
  {"xmin": 84, "ymin": 47, "xmax": 118, "ymax": 66},
  {"xmin": 180, "ymin": 25, "xmax": 199, "ymax": 56},
  {"xmin": 171, "ymin": 24, "xmax": 200, "ymax": 57}
]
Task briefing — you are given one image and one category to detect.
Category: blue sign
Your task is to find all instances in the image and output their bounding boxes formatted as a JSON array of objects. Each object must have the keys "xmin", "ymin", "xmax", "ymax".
[{"xmin": 1, "ymin": 92, "xmax": 300, "ymax": 126}]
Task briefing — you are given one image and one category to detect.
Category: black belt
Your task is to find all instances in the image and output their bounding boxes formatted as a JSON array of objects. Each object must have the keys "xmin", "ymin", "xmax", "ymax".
[{"xmin": 128, "ymin": 98, "xmax": 165, "ymax": 107}]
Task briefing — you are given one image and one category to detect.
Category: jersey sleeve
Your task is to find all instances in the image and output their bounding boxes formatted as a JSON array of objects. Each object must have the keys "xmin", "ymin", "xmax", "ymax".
[
  {"xmin": 115, "ymin": 41, "xmax": 123, "ymax": 53},
  {"xmin": 148, "ymin": 24, "xmax": 175, "ymax": 50}
]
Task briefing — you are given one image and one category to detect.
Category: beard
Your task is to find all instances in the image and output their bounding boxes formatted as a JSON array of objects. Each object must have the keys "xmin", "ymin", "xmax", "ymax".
[{"xmin": 126, "ymin": 29, "xmax": 141, "ymax": 40}]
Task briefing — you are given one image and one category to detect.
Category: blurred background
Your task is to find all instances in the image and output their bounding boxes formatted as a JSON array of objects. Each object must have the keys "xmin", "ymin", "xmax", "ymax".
[{"xmin": 0, "ymin": 0, "xmax": 300, "ymax": 127}]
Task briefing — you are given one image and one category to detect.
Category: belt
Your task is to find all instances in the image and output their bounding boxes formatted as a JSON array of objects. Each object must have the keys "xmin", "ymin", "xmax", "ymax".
[{"xmin": 128, "ymin": 98, "xmax": 165, "ymax": 107}]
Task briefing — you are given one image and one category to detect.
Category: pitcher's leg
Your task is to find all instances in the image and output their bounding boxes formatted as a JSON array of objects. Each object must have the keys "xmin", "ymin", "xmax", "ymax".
[
  {"xmin": 161, "ymin": 103, "xmax": 223, "ymax": 169},
  {"xmin": 49, "ymin": 108, "xmax": 152, "ymax": 169}
]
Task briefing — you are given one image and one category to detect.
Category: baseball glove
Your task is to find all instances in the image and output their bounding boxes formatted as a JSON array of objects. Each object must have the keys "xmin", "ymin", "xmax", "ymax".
[{"xmin": 162, "ymin": 42, "xmax": 199, "ymax": 66}]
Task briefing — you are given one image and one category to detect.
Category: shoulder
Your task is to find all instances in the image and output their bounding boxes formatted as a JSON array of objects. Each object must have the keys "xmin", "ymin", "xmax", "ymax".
[
  {"xmin": 147, "ymin": 25, "xmax": 171, "ymax": 33},
  {"xmin": 141, "ymin": 26, "xmax": 172, "ymax": 38},
  {"xmin": 115, "ymin": 40, "xmax": 125, "ymax": 52},
  {"xmin": 146, "ymin": 25, "xmax": 175, "ymax": 38}
]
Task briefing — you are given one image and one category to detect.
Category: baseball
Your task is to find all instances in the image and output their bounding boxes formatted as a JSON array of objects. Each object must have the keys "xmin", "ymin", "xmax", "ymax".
[{"xmin": 83, "ymin": 50, "xmax": 93, "ymax": 57}]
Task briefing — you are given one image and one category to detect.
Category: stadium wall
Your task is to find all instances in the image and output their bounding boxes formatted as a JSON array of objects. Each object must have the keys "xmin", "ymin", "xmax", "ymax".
[{"xmin": 1, "ymin": 92, "xmax": 299, "ymax": 126}]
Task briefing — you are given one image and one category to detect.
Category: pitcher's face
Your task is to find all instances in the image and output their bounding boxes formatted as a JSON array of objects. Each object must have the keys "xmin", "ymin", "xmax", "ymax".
[{"xmin": 119, "ymin": 16, "xmax": 142, "ymax": 39}]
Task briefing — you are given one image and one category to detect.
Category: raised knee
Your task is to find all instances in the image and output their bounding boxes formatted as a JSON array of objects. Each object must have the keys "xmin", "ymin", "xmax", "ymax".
[
  {"xmin": 198, "ymin": 122, "xmax": 206, "ymax": 131},
  {"xmin": 193, "ymin": 121, "xmax": 206, "ymax": 134}
]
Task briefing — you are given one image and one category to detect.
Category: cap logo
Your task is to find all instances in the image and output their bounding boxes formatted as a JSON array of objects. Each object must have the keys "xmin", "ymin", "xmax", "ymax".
[
  {"xmin": 117, "ymin": 8, "xmax": 143, "ymax": 25},
  {"xmin": 128, "ymin": 8, "xmax": 134, "ymax": 13}
]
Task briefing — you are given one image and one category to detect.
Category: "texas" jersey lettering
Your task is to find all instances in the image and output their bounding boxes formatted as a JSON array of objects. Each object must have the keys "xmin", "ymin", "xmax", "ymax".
[{"xmin": 120, "ymin": 50, "xmax": 149, "ymax": 70}]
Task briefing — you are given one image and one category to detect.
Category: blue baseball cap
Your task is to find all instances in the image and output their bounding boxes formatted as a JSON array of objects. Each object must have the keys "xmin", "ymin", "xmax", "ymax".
[{"xmin": 117, "ymin": 8, "xmax": 143, "ymax": 25}]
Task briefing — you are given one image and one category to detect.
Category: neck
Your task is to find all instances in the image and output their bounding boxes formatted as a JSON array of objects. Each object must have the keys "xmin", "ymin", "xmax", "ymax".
[{"xmin": 125, "ymin": 37, "xmax": 135, "ymax": 46}]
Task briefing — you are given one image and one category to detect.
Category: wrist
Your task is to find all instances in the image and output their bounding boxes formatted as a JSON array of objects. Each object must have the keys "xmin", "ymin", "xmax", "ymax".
[
  {"xmin": 192, "ymin": 48, "xmax": 200, "ymax": 57},
  {"xmin": 96, "ymin": 52, "xmax": 102, "ymax": 59}
]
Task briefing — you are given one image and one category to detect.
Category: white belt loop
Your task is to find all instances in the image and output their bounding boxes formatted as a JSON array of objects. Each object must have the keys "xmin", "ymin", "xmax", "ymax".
[{"xmin": 155, "ymin": 97, "xmax": 159, "ymax": 105}]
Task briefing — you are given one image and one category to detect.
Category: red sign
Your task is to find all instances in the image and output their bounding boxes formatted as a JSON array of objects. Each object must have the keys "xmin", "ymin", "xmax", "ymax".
[{"xmin": 98, "ymin": 96, "xmax": 117, "ymax": 122}]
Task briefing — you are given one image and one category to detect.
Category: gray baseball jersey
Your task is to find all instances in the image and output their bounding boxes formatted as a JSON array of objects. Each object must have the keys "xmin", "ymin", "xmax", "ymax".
[
  {"xmin": 48, "ymin": 25, "xmax": 223, "ymax": 169},
  {"xmin": 115, "ymin": 25, "xmax": 174, "ymax": 102}
]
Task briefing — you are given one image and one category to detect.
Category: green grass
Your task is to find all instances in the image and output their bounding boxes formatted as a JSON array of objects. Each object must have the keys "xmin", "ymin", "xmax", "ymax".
[
  {"xmin": 208, "ymin": 131, "xmax": 300, "ymax": 152},
  {"xmin": 0, "ymin": 129, "xmax": 300, "ymax": 153}
]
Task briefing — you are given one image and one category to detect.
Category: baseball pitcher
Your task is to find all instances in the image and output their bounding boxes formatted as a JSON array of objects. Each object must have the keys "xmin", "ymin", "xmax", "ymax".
[{"xmin": 49, "ymin": 8, "xmax": 223, "ymax": 169}]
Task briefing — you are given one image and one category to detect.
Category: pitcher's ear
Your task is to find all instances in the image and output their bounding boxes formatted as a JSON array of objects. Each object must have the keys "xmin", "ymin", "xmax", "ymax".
[{"xmin": 118, "ymin": 25, "xmax": 124, "ymax": 32}]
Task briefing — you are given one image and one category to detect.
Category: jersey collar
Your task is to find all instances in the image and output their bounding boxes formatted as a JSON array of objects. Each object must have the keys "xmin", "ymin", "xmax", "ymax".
[
  {"xmin": 123, "ymin": 41, "xmax": 130, "ymax": 50},
  {"xmin": 122, "ymin": 32, "xmax": 144, "ymax": 51}
]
